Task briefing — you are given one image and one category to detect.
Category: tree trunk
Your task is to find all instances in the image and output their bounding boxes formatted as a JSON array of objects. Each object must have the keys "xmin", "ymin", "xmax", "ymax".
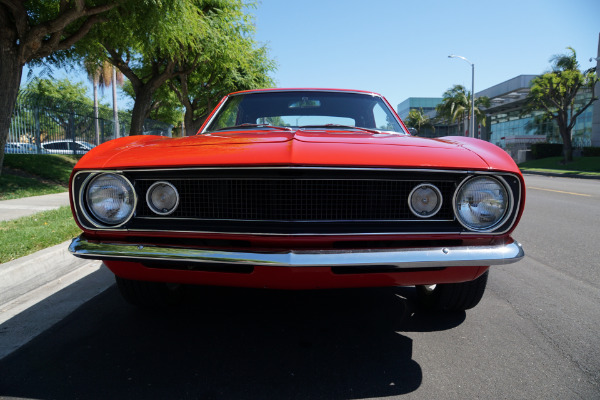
[
  {"xmin": 184, "ymin": 109, "xmax": 205, "ymax": 136},
  {"xmin": 184, "ymin": 108, "xmax": 195, "ymax": 136},
  {"xmin": 557, "ymin": 113, "xmax": 573, "ymax": 163},
  {"xmin": 129, "ymin": 85, "xmax": 156, "ymax": 135},
  {"xmin": 128, "ymin": 72, "xmax": 173, "ymax": 136},
  {"xmin": 0, "ymin": 49, "xmax": 24, "ymax": 177},
  {"xmin": 93, "ymin": 81, "xmax": 100, "ymax": 145},
  {"xmin": 561, "ymin": 127, "xmax": 574, "ymax": 163},
  {"xmin": 112, "ymin": 66, "xmax": 120, "ymax": 138}
]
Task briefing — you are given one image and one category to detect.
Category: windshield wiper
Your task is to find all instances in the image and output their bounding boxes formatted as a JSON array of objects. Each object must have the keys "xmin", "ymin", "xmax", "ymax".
[
  {"xmin": 298, "ymin": 124, "xmax": 382, "ymax": 134},
  {"xmin": 215, "ymin": 123, "xmax": 293, "ymax": 131}
]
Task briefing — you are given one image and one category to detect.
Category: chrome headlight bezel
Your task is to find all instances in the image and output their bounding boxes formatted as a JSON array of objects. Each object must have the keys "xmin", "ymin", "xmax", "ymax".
[
  {"xmin": 81, "ymin": 172, "xmax": 137, "ymax": 228},
  {"xmin": 453, "ymin": 175, "xmax": 513, "ymax": 233},
  {"xmin": 408, "ymin": 183, "xmax": 443, "ymax": 219},
  {"xmin": 146, "ymin": 181, "xmax": 180, "ymax": 216}
]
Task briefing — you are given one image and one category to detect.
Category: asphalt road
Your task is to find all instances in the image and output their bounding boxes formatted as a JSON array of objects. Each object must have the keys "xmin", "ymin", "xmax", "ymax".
[{"xmin": 0, "ymin": 174, "xmax": 599, "ymax": 399}]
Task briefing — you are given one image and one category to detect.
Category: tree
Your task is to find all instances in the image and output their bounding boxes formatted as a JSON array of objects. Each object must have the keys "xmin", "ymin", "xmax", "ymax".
[
  {"xmin": 121, "ymin": 79, "xmax": 184, "ymax": 128},
  {"xmin": 168, "ymin": 43, "xmax": 275, "ymax": 136},
  {"xmin": 110, "ymin": 65, "xmax": 124, "ymax": 137},
  {"xmin": 0, "ymin": 0, "xmax": 120, "ymax": 176},
  {"xmin": 84, "ymin": 59, "xmax": 113, "ymax": 145},
  {"xmin": 77, "ymin": 0, "xmax": 260, "ymax": 136},
  {"xmin": 436, "ymin": 84, "xmax": 490, "ymax": 136},
  {"xmin": 524, "ymin": 47, "xmax": 598, "ymax": 163},
  {"xmin": 17, "ymin": 77, "xmax": 112, "ymax": 144},
  {"xmin": 404, "ymin": 108, "xmax": 434, "ymax": 136}
]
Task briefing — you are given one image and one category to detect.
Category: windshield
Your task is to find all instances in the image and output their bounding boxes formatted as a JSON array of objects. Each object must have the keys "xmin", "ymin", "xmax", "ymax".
[{"xmin": 202, "ymin": 91, "xmax": 407, "ymax": 134}]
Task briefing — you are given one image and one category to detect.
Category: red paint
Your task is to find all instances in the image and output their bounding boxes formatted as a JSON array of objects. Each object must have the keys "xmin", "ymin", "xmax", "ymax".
[
  {"xmin": 74, "ymin": 129, "xmax": 500, "ymax": 172},
  {"xmin": 70, "ymin": 88, "xmax": 525, "ymax": 289},
  {"xmin": 104, "ymin": 260, "xmax": 489, "ymax": 290}
]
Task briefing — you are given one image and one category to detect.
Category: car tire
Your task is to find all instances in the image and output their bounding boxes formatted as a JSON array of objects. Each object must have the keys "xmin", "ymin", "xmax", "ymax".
[
  {"xmin": 115, "ymin": 276, "xmax": 183, "ymax": 307},
  {"xmin": 416, "ymin": 270, "xmax": 489, "ymax": 311}
]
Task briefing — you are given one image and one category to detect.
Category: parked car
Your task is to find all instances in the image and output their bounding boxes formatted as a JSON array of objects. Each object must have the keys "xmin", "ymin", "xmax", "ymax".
[
  {"xmin": 69, "ymin": 88, "xmax": 525, "ymax": 311},
  {"xmin": 4, "ymin": 142, "xmax": 47, "ymax": 154},
  {"xmin": 4, "ymin": 143, "xmax": 24, "ymax": 154},
  {"xmin": 41, "ymin": 140, "xmax": 95, "ymax": 154}
]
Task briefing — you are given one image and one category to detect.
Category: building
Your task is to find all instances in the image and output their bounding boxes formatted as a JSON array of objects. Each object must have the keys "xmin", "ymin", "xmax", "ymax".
[
  {"xmin": 399, "ymin": 34, "xmax": 600, "ymax": 154},
  {"xmin": 397, "ymin": 97, "xmax": 441, "ymax": 120},
  {"xmin": 396, "ymin": 97, "xmax": 460, "ymax": 138},
  {"xmin": 398, "ymin": 73, "xmax": 598, "ymax": 156}
]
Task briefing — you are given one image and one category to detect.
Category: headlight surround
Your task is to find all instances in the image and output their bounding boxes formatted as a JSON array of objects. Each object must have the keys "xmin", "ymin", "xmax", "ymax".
[
  {"xmin": 408, "ymin": 183, "xmax": 443, "ymax": 218},
  {"xmin": 454, "ymin": 176, "xmax": 510, "ymax": 232},
  {"xmin": 84, "ymin": 173, "xmax": 136, "ymax": 226},
  {"xmin": 146, "ymin": 181, "xmax": 179, "ymax": 216}
]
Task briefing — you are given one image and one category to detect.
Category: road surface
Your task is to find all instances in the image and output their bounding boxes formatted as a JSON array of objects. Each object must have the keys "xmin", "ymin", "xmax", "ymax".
[{"xmin": 0, "ymin": 174, "xmax": 598, "ymax": 399}]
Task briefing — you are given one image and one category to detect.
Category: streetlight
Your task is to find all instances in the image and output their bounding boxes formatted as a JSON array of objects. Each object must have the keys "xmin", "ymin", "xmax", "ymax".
[{"xmin": 449, "ymin": 54, "xmax": 475, "ymax": 138}]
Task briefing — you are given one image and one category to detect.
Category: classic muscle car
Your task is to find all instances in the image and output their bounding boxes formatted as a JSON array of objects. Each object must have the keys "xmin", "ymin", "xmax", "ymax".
[{"xmin": 69, "ymin": 88, "xmax": 525, "ymax": 311}]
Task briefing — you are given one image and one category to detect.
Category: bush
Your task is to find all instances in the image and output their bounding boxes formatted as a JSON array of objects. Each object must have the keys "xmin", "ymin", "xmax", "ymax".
[
  {"xmin": 582, "ymin": 147, "xmax": 600, "ymax": 157},
  {"xmin": 530, "ymin": 143, "xmax": 563, "ymax": 159}
]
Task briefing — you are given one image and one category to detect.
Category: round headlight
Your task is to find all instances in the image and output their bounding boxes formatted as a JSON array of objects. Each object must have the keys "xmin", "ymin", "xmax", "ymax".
[
  {"xmin": 408, "ymin": 183, "xmax": 443, "ymax": 218},
  {"xmin": 85, "ymin": 173, "xmax": 136, "ymax": 226},
  {"xmin": 146, "ymin": 181, "xmax": 179, "ymax": 215},
  {"xmin": 454, "ymin": 176, "xmax": 509, "ymax": 231}
]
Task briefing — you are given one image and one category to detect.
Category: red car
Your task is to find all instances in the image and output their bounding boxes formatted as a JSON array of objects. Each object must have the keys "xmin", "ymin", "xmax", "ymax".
[{"xmin": 69, "ymin": 88, "xmax": 525, "ymax": 311}]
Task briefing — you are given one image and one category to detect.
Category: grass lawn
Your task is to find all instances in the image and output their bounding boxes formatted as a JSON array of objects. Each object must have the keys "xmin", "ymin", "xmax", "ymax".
[
  {"xmin": 0, "ymin": 154, "xmax": 79, "ymax": 200},
  {"xmin": 0, "ymin": 206, "xmax": 81, "ymax": 264},
  {"xmin": 519, "ymin": 156, "xmax": 600, "ymax": 176}
]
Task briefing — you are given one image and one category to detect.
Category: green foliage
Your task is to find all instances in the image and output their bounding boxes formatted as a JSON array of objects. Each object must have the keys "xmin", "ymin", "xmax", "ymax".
[
  {"xmin": 404, "ymin": 108, "xmax": 434, "ymax": 135},
  {"xmin": 436, "ymin": 84, "xmax": 490, "ymax": 128},
  {"xmin": 0, "ymin": 173, "xmax": 65, "ymax": 201},
  {"xmin": 0, "ymin": 207, "xmax": 81, "ymax": 263},
  {"xmin": 16, "ymin": 78, "xmax": 116, "ymax": 143},
  {"xmin": 0, "ymin": 154, "xmax": 77, "ymax": 200},
  {"xmin": 530, "ymin": 143, "xmax": 563, "ymax": 159},
  {"xmin": 4, "ymin": 154, "xmax": 78, "ymax": 183},
  {"xmin": 20, "ymin": 77, "xmax": 116, "ymax": 120},
  {"xmin": 524, "ymin": 47, "xmax": 598, "ymax": 162},
  {"xmin": 122, "ymin": 80, "xmax": 184, "ymax": 127},
  {"xmin": 22, "ymin": 77, "xmax": 92, "ymax": 110},
  {"xmin": 582, "ymin": 147, "xmax": 600, "ymax": 157},
  {"xmin": 519, "ymin": 156, "xmax": 600, "ymax": 175},
  {"xmin": 74, "ymin": 0, "xmax": 275, "ymax": 135},
  {"xmin": 169, "ymin": 37, "xmax": 276, "ymax": 134}
]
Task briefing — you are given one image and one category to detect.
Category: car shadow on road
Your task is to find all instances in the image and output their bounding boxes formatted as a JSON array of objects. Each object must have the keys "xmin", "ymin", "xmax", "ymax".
[{"xmin": 0, "ymin": 283, "xmax": 465, "ymax": 399}]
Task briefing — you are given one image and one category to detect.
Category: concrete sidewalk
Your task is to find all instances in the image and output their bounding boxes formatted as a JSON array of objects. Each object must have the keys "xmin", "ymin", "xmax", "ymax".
[
  {"xmin": 0, "ymin": 191, "xmax": 71, "ymax": 221},
  {"xmin": 0, "ymin": 192, "xmax": 114, "ymax": 359},
  {"xmin": 0, "ymin": 241, "xmax": 112, "ymax": 359}
]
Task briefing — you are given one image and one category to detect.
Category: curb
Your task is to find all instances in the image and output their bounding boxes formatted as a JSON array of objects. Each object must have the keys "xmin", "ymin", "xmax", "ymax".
[
  {"xmin": 520, "ymin": 170, "xmax": 600, "ymax": 180},
  {"xmin": 0, "ymin": 239, "xmax": 91, "ymax": 306},
  {"xmin": 0, "ymin": 243, "xmax": 113, "ymax": 361}
]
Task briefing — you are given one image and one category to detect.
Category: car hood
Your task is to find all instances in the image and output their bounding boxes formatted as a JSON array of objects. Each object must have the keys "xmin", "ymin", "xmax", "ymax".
[{"xmin": 75, "ymin": 129, "xmax": 516, "ymax": 172}]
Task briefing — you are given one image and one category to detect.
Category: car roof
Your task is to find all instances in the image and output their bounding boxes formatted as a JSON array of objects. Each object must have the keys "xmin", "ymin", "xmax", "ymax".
[
  {"xmin": 228, "ymin": 88, "xmax": 383, "ymax": 97},
  {"xmin": 43, "ymin": 140, "xmax": 89, "ymax": 144}
]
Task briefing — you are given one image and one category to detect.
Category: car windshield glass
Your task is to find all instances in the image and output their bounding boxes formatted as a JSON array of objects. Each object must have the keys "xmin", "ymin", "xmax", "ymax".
[{"xmin": 203, "ymin": 91, "xmax": 407, "ymax": 134}]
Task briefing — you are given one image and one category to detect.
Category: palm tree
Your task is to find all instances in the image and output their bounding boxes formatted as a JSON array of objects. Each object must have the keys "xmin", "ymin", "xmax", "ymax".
[
  {"xmin": 110, "ymin": 65, "xmax": 124, "ymax": 138},
  {"xmin": 436, "ymin": 85, "xmax": 490, "ymax": 136},
  {"xmin": 551, "ymin": 46, "xmax": 579, "ymax": 71},
  {"xmin": 524, "ymin": 47, "xmax": 598, "ymax": 162},
  {"xmin": 84, "ymin": 60, "xmax": 113, "ymax": 144},
  {"xmin": 405, "ymin": 108, "xmax": 435, "ymax": 136}
]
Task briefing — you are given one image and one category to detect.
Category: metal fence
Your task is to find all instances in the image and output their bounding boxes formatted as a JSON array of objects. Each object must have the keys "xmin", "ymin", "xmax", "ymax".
[{"xmin": 6, "ymin": 93, "xmax": 173, "ymax": 155}]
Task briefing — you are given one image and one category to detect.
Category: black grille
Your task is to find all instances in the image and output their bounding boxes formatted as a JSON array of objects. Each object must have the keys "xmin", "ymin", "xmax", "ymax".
[{"xmin": 136, "ymin": 178, "xmax": 456, "ymax": 221}]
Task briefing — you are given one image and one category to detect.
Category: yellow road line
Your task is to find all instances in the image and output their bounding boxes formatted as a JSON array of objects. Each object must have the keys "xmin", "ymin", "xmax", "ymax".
[{"xmin": 528, "ymin": 186, "xmax": 592, "ymax": 197}]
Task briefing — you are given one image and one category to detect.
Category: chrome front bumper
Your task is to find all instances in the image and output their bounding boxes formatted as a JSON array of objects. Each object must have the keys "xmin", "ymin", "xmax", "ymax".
[{"xmin": 69, "ymin": 235, "xmax": 524, "ymax": 269}]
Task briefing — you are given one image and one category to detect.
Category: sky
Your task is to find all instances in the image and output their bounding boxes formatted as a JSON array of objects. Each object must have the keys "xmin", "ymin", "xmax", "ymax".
[
  {"xmin": 250, "ymin": 0, "xmax": 600, "ymax": 109},
  {"xmin": 23, "ymin": 0, "xmax": 600, "ymax": 113}
]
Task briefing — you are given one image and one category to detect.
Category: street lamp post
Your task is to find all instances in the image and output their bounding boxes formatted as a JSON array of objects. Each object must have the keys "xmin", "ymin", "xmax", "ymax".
[{"xmin": 449, "ymin": 55, "xmax": 475, "ymax": 138}]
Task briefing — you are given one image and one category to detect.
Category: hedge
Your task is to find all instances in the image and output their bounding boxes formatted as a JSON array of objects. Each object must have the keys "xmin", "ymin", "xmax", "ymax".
[
  {"xmin": 582, "ymin": 147, "xmax": 600, "ymax": 157},
  {"xmin": 531, "ymin": 143, "xmax": 563, "ymax": 159}
]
